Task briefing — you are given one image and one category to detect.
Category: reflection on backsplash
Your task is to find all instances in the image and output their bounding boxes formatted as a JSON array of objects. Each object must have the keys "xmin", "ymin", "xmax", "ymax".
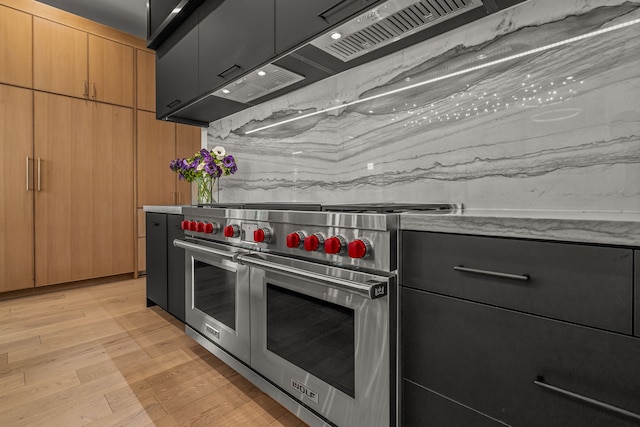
[{"xmin": 207, "ymin": 0, "xmax": 640, "ymax": 212}]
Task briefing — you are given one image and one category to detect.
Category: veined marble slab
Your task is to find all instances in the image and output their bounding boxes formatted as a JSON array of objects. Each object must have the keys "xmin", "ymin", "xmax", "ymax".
[
  {"xmin": 208, "ymin": 0, "xmax": 640, "ymax": 214},
  {"xmin": 401, "ymin": 209, "xmax": 640, "ymax": 246}
]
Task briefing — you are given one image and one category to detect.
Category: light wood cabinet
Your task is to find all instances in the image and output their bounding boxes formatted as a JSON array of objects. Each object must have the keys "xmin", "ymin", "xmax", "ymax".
[
  {"xmin": 137, "ymin": 49, "xmax": 156, "ymax": 112},
  {"xmin": 33, "ymin": 17, "xmax": 134, "ymax": 107},
  {"xmin": 0, "ymin": 84, "xmax": 34, "ymax": 292},
  {"xmin": 175, "ymin": 123, "xmax": 202, "ymax": 204},
  {"xmin": 34, "ymin": 92, "xmax": 134, "ymax": 286},
  {"xmin": 0, "ymin": 5, "xmax": 32, "ymax": 87}
]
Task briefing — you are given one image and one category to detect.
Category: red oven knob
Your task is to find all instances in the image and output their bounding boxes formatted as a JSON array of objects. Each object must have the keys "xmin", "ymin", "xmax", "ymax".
[
  {"xmin": 188, "ymin": 220, "xmax": 198, "ymax": 231},
  {"xmin": 348, "ymin": 238, "xmax": 372, "ymax": 259},
  {"xmin": 196, "ymin": 222, "xmax": 205, "ymax": 233},
  {"xmin": 286, "ymin": 231, "xmax": 305, "ymax": 248},
  {"xmin": 324, "ymin": 236, "xmax": 346, "ymax": 255},
  {"xmin": 204, "ymin": 222, "xmax": 217, "ymax": 234},
  {"xmin": 181, "ymin": 220, "xmax": 190, "ymax": 230},
  {"xmin": 304, "ymin": 233, "xmax": 325, "ymax": 252},
  {"xmin": 254, "ymin": 228, "xmax": 272, "ymax": 243},
  {"xmin": 223, "ymin": 225, "xmax": 240, "ymax": 238}
]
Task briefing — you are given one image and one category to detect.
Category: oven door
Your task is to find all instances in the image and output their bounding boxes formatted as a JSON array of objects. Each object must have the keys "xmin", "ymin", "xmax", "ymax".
[
  {"xmin": 239, "ymin": 252, "xmax": 394, "ymax": 427},
  {"xmin": 174, "ymin": 238, "xmax": 250, "ymax": 364}
]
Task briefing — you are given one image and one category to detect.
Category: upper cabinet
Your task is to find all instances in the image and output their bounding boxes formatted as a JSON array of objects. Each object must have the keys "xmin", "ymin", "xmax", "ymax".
[
  {"xmin": 274, "ymin": 0, "xmax": 375, "ymax": 55},
  {"xmin": 0, "ymin": 5, "xmax": 32, "ymax": 88},
  {"xmin": 156, "ymin": 9, "xmax": 199, "ymax": 120},
  {"xmin": 197, "ymin": 0, "xmax": 275, "ymax": 96},
  {"xmin": 33, "ymin": 17, "xmax": 134, "ymax": 107}
]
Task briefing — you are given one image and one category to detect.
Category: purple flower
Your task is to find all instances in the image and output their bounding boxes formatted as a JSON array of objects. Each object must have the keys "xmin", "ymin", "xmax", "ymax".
[
  {"xmin": 178, "ymin": 172, "xmax": 185, "ymax": 180},
  {"xmin": 230, "ymin": 165, "xmax": 237, "ymax": 174},
  {"xmin": 222, "ymin": 155, "xmax": 235, "ymax": 167}
]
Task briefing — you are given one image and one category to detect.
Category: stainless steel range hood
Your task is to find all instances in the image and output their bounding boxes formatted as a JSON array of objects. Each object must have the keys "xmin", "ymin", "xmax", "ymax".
[
  {"xmin": 310, "ymin": 0, "xmax": 483, "ymax": 62},
  {"xmin": 167, "ymin": 0, "xmax": 528, "ymax": 127}
]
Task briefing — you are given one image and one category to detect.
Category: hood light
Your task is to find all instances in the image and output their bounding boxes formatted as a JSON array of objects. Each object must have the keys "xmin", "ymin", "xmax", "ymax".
[
  {"xmin": 257, "ymin": 70, "xmax": 266, "ymax": 76},
  {"xmin": 330, "ymin": 32, "xmax": 342, "ymax": 40},
  {"xmin": 222, "ymin": 89, "xmax": 230, "ymax": 94}
]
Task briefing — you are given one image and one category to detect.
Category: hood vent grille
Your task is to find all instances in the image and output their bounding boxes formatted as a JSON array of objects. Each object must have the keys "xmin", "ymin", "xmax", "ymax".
[
  {"xmin": 311, "ymin": 0, "xmax": 483, "ymax": 61},
  {"xmin": 211, "ymin": 63, "xmax": 304, "ymax": 103}
]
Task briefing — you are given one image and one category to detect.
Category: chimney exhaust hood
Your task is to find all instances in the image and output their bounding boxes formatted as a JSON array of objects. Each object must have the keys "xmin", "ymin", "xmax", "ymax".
[{"xmin": 165, "ymin": 0, "xmax": 528, "ymax": 126}]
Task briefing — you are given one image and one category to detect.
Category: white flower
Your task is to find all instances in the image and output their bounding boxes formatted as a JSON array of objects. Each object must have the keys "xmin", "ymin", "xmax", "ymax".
[
  {"xmin": 196, "ymin": 162, "xmax": 205, "ymax": 171},
  {"xmin": 212, "ymin": 146, "xmax": 226, "ymax": 160}
]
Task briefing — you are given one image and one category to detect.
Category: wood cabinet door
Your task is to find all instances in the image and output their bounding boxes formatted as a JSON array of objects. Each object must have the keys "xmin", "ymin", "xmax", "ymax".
[
  {"xmin": 34, "ymin": 93, "xmax": 134, "ymax": 286},
  {"xmin": 88, "ymin": 34, "xmax": 134, "ymax": 107},
  {"xmin": 0, "ymin": 5, "xmax": 32, "ymax": 88},
  {"xmin": 136, "ymin": 49, "xmax": 156, "ymax": 112},
  {"xmin": 175, "ymin": 124, "xmax": 202, "ymax": 205},
  {"xmin": 33, "ymin": 17, "xmax": 88, "ymax": 99},
  {"xmin": 0, "ymin": 84, "xmax": 34, "ymax": 292},
  {"xmin": 137, "ymin": 110, "xmax": 177, "ymax": 207}
]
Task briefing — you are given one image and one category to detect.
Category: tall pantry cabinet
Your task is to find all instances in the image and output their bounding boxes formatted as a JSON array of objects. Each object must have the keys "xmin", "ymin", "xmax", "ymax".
[{"xmin": 0, "ymin": 0, "xmax": 200, "ymax": 293}]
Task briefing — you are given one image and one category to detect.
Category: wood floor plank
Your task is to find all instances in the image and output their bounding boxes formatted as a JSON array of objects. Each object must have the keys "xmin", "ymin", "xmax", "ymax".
[{"xmin": 0, "ymin": 278, "xmax": 308, "ymax": 427}]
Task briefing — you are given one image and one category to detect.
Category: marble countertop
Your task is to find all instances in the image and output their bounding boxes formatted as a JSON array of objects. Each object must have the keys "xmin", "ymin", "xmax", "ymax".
[
  {"xmin": 401, "ymin": 209, "xmax": 640, "ymax": 247},
  {"xmin": 143, "ymin": 205, "xmax": 188, "ymax": 215}
]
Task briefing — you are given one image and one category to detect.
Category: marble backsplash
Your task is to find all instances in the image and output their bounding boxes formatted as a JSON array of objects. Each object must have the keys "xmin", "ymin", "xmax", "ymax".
[{"xmin": 207, "ymin": 0, "xmax": 640, "ymax": 212}]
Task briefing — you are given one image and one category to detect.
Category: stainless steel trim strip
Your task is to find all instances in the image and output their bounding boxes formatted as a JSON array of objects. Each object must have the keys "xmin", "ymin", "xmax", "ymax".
[
  {"xmin": 453, "ymin": 265, "xmax": 529, "ymax": 281},
  {"xmin": 534, "ymin": 379, "xmax": 640, "ymax": 421},
  {"xmin": 174, "ymin": 239, "xmax": 237, "ymax": 259},
  {"xmin": 237, "ymin": 253, "xmax": 389, "ymax": 299}
]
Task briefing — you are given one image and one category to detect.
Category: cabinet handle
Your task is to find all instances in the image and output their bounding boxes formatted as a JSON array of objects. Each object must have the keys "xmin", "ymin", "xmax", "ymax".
[
  {"xmin": 92, "ymin": 82, "xmax": 96, "ymax": 99},
  {"xmin": 217, "ymin": 64, "xmax": 242, "ymax": 78},
  {"xmin": 534, "ymin": 378, "xmax": 640, "ymax": 421},
  {"xmin": 177, "ymin": 192, "xmax": 182, "ymax": 205},
  {"xmin": 167, "ymin": 99, "xmax": 181, "ymax": 108},
  {"xmin": 83, "ymin": 80, "xmax": 89, "ymax": 97},
  {"xmin": 318, "ymin": 0, "xmax": 351, "ymax": 21},
  {"xmin": 453, "ymin": 265, "xmax": 529, "ymax": 281},
  {"xmin": 37, "ymin": 157, "xmax": 42, "ymax": 192},
  {"xmin": 26, "ymin": 156, "xmax": 32, "ymax": 191}
]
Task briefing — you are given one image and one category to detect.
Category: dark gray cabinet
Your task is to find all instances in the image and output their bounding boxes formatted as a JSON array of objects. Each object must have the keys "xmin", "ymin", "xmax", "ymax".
[
  {"xmin": 401, "ymin": 231, "xmax": 639, "ymax": 426},
  {"xmin": 274, "ymin": 0, "xmax": 377, "ymax": 54},
  {"xmin": 403, "ymin": 289, "xmax": 640, "ymax": 427},
  {"xmin": 155, "ymin": 9, "xmax": 199, "ymax": 120},
  {"xmin": 198, "ymin": 0, "xmax": 275, "ymax": 96},
  {"xmin": 635, "ymin": 250, "xmax": 639, "ymax": 338},
  {"xmin": 146, "ymin": 212, "xmax": 186, "ymax": 322}
]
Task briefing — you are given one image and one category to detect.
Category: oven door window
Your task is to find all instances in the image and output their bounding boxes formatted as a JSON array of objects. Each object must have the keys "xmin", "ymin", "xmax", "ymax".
[
  {"xmin": 193, "ymin": 259, "xmax": 237, "ymax": 330},
  {"xmin": 266, "ymin": 284, "xmax": 355, "ymax": 398}
]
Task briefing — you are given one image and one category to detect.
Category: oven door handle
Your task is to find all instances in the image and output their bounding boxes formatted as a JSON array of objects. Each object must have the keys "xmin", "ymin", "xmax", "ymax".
[
  {"xmin": 173, "ymin": 239, "xmax": 239, "ymax": 261},
  {"xmin": 237, "ymin": 254, "xmax": 389, "ymax": 299}
]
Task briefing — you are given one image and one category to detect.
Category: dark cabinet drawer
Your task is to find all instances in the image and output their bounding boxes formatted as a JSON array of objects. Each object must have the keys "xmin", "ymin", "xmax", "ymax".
[
  {"xmin": 635, "ymin": 251, "xmax": 639, "ymax": 338},
  {"xmin": 402, "ymin": 231, "xmax": 633, "ymax": 333},
  {"xmin": 403, "ymin": 380, "xmax": 503, "ymax": 427},
  {"xmin": 403, "ymin": 289, "xmax": 640, "ymax": 427},
  {"xmin": 274, "ymin": 0, "xmax": 377, "ymax": 54},
  {"xmin": 146, "ymin": 213, "xmax": 168, "ymax": 309}
]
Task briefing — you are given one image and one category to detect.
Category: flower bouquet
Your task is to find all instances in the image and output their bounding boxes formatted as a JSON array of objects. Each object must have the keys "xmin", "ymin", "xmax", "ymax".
[{"xmin": 169, "ymin": 146, "xmax": 237, "ymax": 204}]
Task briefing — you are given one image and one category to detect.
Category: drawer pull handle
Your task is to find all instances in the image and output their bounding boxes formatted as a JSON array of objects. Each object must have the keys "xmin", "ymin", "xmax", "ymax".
[
  {"xmin": 317, "ymin": 0, "xmax": 350, "ymax": 21},
  {"xmin": 217, "ymin": 64, "xmax": 242, "ymax": 78},
  {"xmin": 534, "ymin": 378, "xmax": 640, "ymax": 421},
  {"xmin": 453, "ymin": 266, "xmax": 529, "ymax": 281}
]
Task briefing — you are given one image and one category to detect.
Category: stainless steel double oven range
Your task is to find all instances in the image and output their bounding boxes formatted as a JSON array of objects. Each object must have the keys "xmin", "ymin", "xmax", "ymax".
[{"xmin": 173, "ymin": 203, "xmax": 458, "ymax": 427}]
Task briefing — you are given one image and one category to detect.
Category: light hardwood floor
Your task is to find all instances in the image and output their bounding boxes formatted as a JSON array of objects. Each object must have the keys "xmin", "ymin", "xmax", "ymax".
[{"xmin": 0, "ymin": 278, "xmax": 308, "ymax": 427}]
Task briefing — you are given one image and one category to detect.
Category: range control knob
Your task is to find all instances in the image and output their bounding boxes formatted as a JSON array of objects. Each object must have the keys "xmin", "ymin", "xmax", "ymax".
[
  {"xmin": 304, "ymin": 233, "xmax": 325, "ymax": 252},
  {"xmin": 348, "ymin": 238, "xmax": 372, "ymax": 259},
  {"xmin": 196, "ymin": 222, "xmax": 206, "ymax": 233},
  {"xmin": 254, "ymin": 228, "xmax": 272, "ymax": 243},
  {"xmin": 286, "ymin": 231, "xmax": 306, "ymax": 248},
  {"xmin": 204, "ymin": 222, "xmax": 217, "ymax": 234},
  {"xmin": 181, "ymin": 220, "xmax": 190, "ymax": 230},
  {"xmin": 223, "ymin": 225, "xmax": 240, "ymax": 238},
  {"xmin": 188, "ymin": 220, "xmax": 198, "ymax": 232},
  {"xmin": 324, "ymin": 236, "xmax": 347, "ymax": 255}
]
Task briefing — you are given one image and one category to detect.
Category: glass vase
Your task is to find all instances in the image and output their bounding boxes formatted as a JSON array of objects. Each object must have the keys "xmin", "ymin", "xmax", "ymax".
[{"xmin": 193, "ymin": 175, "xmax": 217, "ymax": 205}]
